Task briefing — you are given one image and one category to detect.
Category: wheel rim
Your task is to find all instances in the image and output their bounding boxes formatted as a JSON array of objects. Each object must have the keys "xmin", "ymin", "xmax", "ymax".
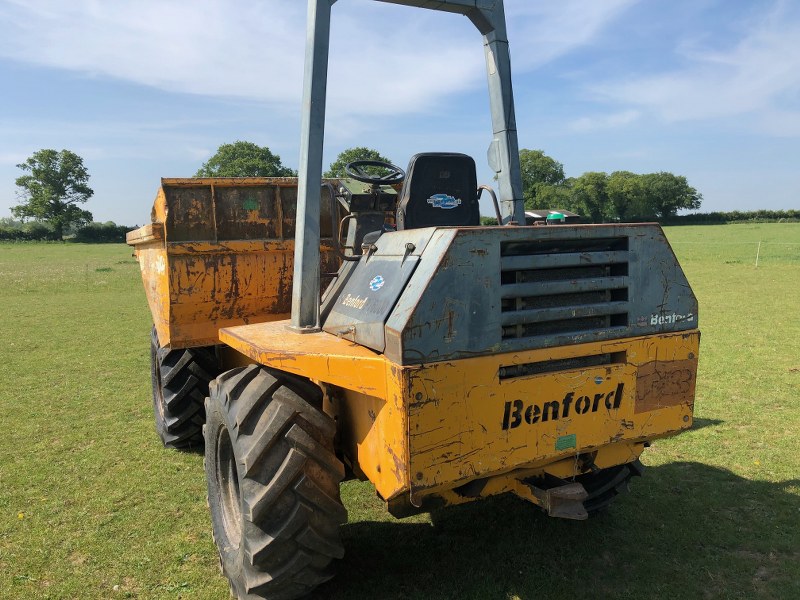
[{"xmin": 215, "ymin": 427, "xmax": 243, "ymax": 548}]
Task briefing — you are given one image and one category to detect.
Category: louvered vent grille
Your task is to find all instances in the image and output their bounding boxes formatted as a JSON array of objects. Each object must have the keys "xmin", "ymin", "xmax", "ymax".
[{"xmin": 500, "ymin": 236, "xmax": 630, "ymax": 344}]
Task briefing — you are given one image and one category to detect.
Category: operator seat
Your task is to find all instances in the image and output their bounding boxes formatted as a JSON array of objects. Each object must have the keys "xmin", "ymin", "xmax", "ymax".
[{"xmin": 396, "ymin": 152, "xmax": 480, "ymax": 230}]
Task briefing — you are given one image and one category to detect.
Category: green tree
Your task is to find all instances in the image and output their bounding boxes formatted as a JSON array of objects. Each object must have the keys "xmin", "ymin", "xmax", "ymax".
[
  {"xmin": 195, "ymin": 141, "xmax": 297, "ymax": 177},
  {"xmin": 518, "ymin": 149, "xmax": 566, "ymax": 208},
  {"xmin": 571, "ymin": 172, "xmax": 609, "ymax": 223},
  {"xmin": 324, "ymin": 147, "xmax": 394, "ymax": 178},
  {"xmin": 607, "ymin": 171, "xmax": 646, "ymax": 221},
  {"xmin": 12, "ymin": 149, "xmax": 94, "ymax": 240},
  {"xmin": 640, "ymin": 172, "xmax": 702, "ymax": 218},
  {"xmin": 74, "ymin": 221, "xmax": 132, "ymax": 243},
  {"xmin": 534, "ymin": 179, "xmax": 575, "ymax": 211}
]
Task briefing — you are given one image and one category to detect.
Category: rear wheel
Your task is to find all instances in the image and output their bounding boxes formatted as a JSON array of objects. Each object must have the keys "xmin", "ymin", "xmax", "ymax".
[
  {"xmin": 204, "ymin": 365, "xmax": 347, "ymax": 600},
  {"xmin": 530, "ymin": 459, "xmax": 645, "ymax": 517},
  {"xmin": 578, "ymin": 460, "xmax": 644, "ymax": 515},
  {"xmin": 150, "ymin": 327, "xmax": 217, "ymax": 449}
]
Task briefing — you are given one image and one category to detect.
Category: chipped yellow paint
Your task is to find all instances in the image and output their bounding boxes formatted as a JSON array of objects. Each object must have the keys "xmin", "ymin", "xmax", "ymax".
[
  {"xmin": 330, "ymin": 388, "xmax": 410, "ymax": 501},
  {"xmin": 220, "ymin": 321, "xmax": 391, "ymax": 398},
  {"xmin": 127, "ymin": 178, "xmax": 339, "ymax": 349},
  {"xmin": 390, "ymin": 441, "xmax": 645, "ymax": 514},
  {"xmin": 219, "ymin": 320, "xmax": 413, "ymax": 500},
  {"xmin": 405, "ymin": 331, "xmax": 699, "ymax": 502},
  {"xmin": 220, "ymin": 320, "xmax": 699, "ymax": 506}
]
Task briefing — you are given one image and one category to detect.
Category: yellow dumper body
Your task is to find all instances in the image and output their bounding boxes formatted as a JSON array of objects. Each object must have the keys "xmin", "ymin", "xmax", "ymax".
[
  {"xmin": 127, "ymin": 178, "xmax": 339, "ymax": 348},
  {"xmin": 129, "ymin": 177, "xmax": 699, "ymax": 517},
  {"xmin": 220, "ymin": 320, "xmax": 697, "ymax": 514}
]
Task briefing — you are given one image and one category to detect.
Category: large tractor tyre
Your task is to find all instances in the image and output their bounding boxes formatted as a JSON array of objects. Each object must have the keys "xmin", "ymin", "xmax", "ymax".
[
  {"xmin": 204, "ymin": 365, "xmax": 347, "ymax": 600},
  {"xmin": 150, "ymin": 327, "xmax": 218, "ymax": 449}
]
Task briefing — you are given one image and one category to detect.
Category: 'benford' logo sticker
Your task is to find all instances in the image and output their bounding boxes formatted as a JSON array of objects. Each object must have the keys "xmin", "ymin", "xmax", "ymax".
[
  {"xmin": 369, "ymin": 275, "xmax": 385, "ymax": 291},
  {"xmin": 427, "ymin": 193, "xmax": 462, "ymax": 210}
]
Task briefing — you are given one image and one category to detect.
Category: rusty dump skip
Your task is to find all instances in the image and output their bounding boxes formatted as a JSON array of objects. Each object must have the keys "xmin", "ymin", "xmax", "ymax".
[{"xmin": 126, "ymin": 178, "xmax": 339, "ymax": 349}]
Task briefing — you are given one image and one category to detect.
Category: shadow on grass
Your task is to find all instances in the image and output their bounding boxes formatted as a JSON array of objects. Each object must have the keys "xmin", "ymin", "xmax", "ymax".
[
  {"xmin": 690, "ymin": 417, "xmax": 724, "ymax": 432},
  {"xmin": 315, "ymin": 463, "xmax": 800, "ymax": 600},
  {"xmin": 181, "ymin": 444, "xmax": 205, "ymax": 456}
]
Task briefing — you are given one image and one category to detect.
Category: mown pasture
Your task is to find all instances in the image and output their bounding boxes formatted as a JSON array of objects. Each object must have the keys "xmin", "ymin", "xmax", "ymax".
[{"xmin": 0, "ymin": 223, "xmax": 798, "ymax": 599}]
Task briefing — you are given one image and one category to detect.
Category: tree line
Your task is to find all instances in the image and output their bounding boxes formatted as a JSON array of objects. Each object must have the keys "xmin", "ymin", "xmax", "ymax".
[
  {"xmin": 193, "ymin": 141, "xmax": 391, "ymax": 179},
  {"xmin": 519, "ymin": 149, "xmax": 702, "ymax": 222},
  {"xmin": 197, "ymin": 143, "xmax": 706, "ymax": 222},
  {"xmin": 0, "ymin": 218, "xmax": 133, "ymax": 242},
  {"xmin": 2, "ymin": 143, "xmax": 394, "ymax": 242},
  {"xmin": 3, "ymin": 142, "xmax": 792, "ymax": 242}
]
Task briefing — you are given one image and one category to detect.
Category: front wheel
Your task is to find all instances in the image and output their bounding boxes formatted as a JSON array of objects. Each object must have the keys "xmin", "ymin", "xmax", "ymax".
[
  {"xmin": 204, "ymin": 365, "xmax": 347, "ymax": 600},
  {"xmin": 150, "ymin": 327, "xmax": 218, "ymax": 449}
]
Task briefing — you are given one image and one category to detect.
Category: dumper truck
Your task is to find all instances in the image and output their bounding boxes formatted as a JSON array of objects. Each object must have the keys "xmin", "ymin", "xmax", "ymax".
[{"xmin": 127, "ymin": 1, "xmax": 700, "ymax": 598}]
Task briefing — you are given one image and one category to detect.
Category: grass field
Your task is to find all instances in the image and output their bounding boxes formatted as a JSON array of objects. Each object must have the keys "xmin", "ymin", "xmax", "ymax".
[{"xmin": 1, "ymin": 223, "xmax": 798, "ymax": 599}]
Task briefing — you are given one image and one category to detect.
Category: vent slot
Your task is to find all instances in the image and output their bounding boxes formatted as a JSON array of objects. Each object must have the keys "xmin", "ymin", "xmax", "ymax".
[
  {"xmin": 500, "ymin": 237, "xmax": 630, "ymax": 344},
  {"xmin": 499, "ymin": 351, "xmax": 627, "ymax": 380}
]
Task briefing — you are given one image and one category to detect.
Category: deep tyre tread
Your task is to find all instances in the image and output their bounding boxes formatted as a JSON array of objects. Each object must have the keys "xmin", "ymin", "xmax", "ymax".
[
  {"xmin": 205, "ymin": 365, "xmax": 347, "ymax": 600},
  {"xmin": 150, "ymin": 327, "xmax": 219, "ymax": 449}
]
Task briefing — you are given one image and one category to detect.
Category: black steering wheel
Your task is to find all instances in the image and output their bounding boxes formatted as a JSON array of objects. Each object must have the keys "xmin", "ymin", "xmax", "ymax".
[{"xmin": 344, "ymin": 160, "xmax": 405, "ymax": 185}]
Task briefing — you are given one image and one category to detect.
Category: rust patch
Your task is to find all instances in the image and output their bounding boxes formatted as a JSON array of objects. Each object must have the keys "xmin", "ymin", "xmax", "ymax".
[
  {"xmin": 384, "ymin": 444, "xmax": 408, "ymax": 485},
  {"xmin": 635, "ymin": 359, "xmax": 697, "ymax": 414}
]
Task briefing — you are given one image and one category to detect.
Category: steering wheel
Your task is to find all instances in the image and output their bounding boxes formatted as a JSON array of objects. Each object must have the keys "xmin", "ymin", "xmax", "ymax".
[{"xmin": 344, "ymin": 160, "xmax": 405, "ymax": 185}]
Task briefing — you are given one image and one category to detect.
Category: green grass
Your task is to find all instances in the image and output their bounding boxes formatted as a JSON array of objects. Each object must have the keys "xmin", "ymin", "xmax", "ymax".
[{"xmin": 1, "ymin": 224, "xmax": 798, "ymax": 599}]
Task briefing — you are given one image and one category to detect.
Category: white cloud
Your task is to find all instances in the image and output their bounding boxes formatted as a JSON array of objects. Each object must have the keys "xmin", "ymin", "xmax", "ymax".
[
  {"xmin": 0, "ymin": 0, "xmax": 306, "ymax": 101},
  {"xmin": 569, "ymin": 109, "xmax": 640, "ymax": 132},
  {"xmin": 0, "ymin": 114, "xmax": 237, "ymax": 165},
  {"xmin": 506, "ymin": 0, "xmax": 638, "ymax": 68},
  {"xmin": 587, "ymin": 1, "xmax": 800, "ymax": 131},
  {"xmin": 0, "ymin": 0, "xmax": 637, "ymax": 118}
]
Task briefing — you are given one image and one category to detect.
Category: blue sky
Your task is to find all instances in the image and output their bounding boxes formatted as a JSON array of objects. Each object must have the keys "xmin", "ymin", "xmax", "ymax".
[{"xmin": 1, "ymin": 0, "xmax": 798, "ymax": 225}]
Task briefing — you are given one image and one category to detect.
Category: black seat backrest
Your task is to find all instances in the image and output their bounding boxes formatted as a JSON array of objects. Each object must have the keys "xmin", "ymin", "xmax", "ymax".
[{"xmin": 396, "ymin": 153, "xmax": 479, "ymax": 230}]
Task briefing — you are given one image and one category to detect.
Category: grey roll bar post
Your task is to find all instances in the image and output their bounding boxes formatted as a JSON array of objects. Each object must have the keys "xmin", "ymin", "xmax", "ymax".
[
  {"xmin": 291, "ymin": 0, "xmax": 337, "ymax": 332},
  {"xmin": 291, "ymin": 0, "xmax": 525, "ymax": 331}
]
